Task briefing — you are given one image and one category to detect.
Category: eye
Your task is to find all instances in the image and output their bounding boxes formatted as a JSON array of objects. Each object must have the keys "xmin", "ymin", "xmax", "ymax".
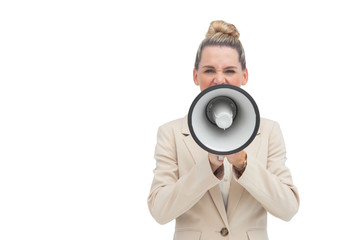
[
  {"xmin": 225, "ymin": 70, "xmax": 235, "ymax": 74},
  {"xmin": 204, "ymin": 69, "xmax": 215, "ymax": 73}
]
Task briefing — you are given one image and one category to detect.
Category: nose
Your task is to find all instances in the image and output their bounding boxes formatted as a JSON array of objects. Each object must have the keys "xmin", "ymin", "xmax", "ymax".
[{"xmin": 214, "ymin": 73, "xmax": 226, "ymax": 85}]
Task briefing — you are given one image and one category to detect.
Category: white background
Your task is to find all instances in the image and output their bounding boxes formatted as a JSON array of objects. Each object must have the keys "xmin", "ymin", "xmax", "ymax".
[{"xmin": 1, "ymin": 0, "xmax": 360, "ymax": 239}]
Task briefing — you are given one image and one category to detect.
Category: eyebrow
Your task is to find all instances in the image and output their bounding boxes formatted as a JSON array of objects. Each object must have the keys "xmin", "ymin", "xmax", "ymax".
[
  {"xmin": 201, "ymin": 65, "xmax": 215, "ymax": 69},
  {"xmin": 224, "ymin": 66, "xmax": 238, "ymax": 70},
  {"xmin": 201, "ymin": 65, "xmax": 239, "ymax": 69}
]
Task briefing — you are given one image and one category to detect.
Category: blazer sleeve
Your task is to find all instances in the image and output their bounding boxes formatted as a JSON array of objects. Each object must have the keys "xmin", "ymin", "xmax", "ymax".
[
  {"xmin": 237, "ymin": 121, "xmax": 300, "ymax": 221},
  {"xmin": 147, "ymin": 123, "xmax": 221, "ymax": 225}
]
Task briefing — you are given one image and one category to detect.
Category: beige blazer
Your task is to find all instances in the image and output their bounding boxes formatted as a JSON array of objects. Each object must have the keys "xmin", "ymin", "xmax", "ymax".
[{"xmin": 148, "ymin": 116, "xmax": 299, "ymax": 240}]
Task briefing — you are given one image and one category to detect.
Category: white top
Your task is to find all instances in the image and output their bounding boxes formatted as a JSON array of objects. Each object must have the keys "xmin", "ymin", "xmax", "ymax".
[{"xmin": 219, "ymin": 158, "xmax": 232, "ymax": 209}]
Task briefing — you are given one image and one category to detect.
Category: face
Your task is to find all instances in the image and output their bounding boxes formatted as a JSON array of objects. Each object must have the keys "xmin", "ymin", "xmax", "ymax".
[{"xmin": 193, "ymin": 46, "xmax": 248, "ymax": 91}]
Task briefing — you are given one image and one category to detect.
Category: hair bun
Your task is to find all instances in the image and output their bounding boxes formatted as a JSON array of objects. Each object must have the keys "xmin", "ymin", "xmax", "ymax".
[{"xmin": 206, "ymin": 20, "xmax": 240, "ymax": 39}]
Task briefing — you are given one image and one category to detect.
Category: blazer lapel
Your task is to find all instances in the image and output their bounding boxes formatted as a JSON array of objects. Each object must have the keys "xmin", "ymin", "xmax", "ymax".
[
  {"xmin": 227, "ymin": 125, "xmax": 262, "ymax": 221},
  {"xmin": 226, "ymin": 177, "xmax": 244, "ymax": 221},
  {"xmin": 209, "ymin": 185, "xmax": 229, "ymax": 227},
  {"xmin": 182, "ymin": 115, "xmax": 206, "ymax": 165},
  {"xmin": 181, "ymin": 116, "xmax": 229, "ymax": 227}
]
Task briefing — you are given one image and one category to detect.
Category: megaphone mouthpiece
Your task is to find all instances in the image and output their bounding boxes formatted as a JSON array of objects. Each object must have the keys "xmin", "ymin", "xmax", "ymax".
[
  {"xmin": 206, "ymin": 96, "xmax": 237, "ymax": 130},
  {"xmin": 215, "ymin": 112, "xmax": 233, "ymax": 130}
]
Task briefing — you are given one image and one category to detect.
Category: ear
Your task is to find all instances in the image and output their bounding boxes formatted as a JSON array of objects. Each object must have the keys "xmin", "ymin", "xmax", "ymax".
[
  {"xmin": 193, "ymin": 68, "xmax": 199, "ymax": 86},
  {"xmin": 241, "ymin": 68, "xmax": 249, "ymax": 86}
]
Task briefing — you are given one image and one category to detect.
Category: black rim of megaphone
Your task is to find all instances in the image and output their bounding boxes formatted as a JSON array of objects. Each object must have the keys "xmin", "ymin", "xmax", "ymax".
[{"xmin": 188, "ymin": 84, "xmax": 260, "ymax": 156}]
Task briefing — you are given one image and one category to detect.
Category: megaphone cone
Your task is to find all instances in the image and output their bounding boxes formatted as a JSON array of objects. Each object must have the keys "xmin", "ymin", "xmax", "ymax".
[{"xmin": 188, "ymin": 84, "xmax": 260, "ymax": 155}]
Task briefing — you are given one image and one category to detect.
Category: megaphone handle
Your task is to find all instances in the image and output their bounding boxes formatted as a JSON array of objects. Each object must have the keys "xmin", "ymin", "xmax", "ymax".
[{"xmin": 217, "ymin": 156, "xmax": 225, "ymax": 161}]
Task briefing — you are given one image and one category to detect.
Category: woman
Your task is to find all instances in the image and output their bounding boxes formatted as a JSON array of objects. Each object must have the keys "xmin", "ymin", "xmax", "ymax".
[{"xmin": 148, "ymin": 20, "xmax": 299, "ymax": 240}]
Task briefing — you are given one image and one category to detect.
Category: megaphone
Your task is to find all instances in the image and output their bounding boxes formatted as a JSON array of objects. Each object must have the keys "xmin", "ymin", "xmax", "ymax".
[{"xmin": 188, "ymin": 84, "xmax": 260, "ymax": 155}]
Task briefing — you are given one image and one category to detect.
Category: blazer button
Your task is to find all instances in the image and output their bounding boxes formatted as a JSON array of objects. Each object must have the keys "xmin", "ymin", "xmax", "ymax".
[{"xmin": 220, "ymin": 227, "xmax": 229, "ymax": 236}]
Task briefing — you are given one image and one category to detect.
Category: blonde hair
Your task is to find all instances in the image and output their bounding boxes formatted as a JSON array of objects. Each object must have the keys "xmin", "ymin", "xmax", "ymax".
[{"xmin": 194, "ymin": 20, "xmax": 246, "ymax": 70}]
